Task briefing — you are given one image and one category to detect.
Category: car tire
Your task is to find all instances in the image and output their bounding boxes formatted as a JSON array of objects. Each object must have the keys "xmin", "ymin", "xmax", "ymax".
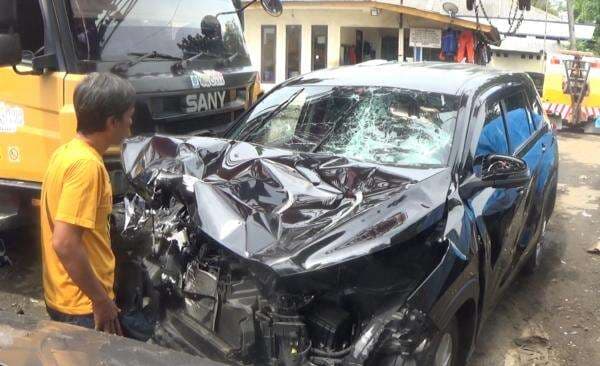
[
  {"xmin": 430, "ymin": 316, "xmax": 460, "ymax": 366},
  {"xmin": 375, "ymin": 317, "xmax": 461, "ymax": 366},
  {"xmin": 523, "ymin": 218, "xmax": 547, "ymax": 274}
]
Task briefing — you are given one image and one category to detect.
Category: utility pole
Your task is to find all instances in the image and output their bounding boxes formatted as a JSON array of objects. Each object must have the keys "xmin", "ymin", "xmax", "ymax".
[{"xmin": 567, "ymin": 0, "xmax": 576, "ymax": 50}]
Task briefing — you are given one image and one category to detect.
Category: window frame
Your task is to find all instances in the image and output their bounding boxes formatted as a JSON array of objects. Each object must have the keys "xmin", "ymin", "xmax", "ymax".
[
  {"xmin": 261, "ymin": 25, "xmax": 277, "ymax": 83},
  {"xmin": 500, "ymin": 90, "xmax": 536, "ymax": 153},
  {"xmin": 311, "ymin": 25, "xmax": 327, "ymax": 71},
  {"xmin": 285, "ymin": 24, "xmax": 302, "ymax": 79},
  {"xmin": 474, "ymin": 98, "xmax": 511, "ymax": 160}
]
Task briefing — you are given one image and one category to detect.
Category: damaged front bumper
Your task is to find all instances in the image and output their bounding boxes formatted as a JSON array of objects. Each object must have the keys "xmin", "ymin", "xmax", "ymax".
[{"xmin": 111, "ymin": 135, "xmax": 472, "ymax": 365}]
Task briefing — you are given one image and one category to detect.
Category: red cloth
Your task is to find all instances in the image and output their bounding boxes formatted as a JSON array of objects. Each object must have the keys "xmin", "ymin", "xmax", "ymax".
[{"xmin": 455, "ymin": 31, "xmax": 475, "ymax": 63}]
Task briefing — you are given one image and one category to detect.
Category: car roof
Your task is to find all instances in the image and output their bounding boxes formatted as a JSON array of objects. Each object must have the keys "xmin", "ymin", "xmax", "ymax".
[{"xmin": 286, "ymin": 62, "xmax": 524, "ymax": 96}]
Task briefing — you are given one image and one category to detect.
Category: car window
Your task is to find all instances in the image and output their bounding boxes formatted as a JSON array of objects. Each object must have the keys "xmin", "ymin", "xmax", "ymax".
[
  {"xmin": 475, "ymin": 101, "xmax": 509, "ymax": 159},
  {"xmin": 503, "ymin": 91, "xmax": 533, "ymax": 151},
  {"xmin": 231, "ymin": 86, "xmax": 459, "ymax": 167},
  {"xmin": 529, "ymin": 96, "xmax": 545, "ymax": 131}
]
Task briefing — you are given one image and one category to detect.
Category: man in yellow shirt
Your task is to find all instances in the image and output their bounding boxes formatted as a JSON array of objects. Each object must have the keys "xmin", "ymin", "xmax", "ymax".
[{"xmin": 40, "ymin": 72, "xmax": 135, "ymax": 334}]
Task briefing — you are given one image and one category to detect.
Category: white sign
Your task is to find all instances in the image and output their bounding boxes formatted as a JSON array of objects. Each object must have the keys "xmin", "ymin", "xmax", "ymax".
[
  {"xmin": 0, "ymin": 102, "xmax": 24, "ymax": 133},
  {"xmin": 190, "ymin": 70, "xmax": 225, "ymax": 89},
  {"xmin": 409, "ymin": 28, "xmax": 442, "ymax": 49}
]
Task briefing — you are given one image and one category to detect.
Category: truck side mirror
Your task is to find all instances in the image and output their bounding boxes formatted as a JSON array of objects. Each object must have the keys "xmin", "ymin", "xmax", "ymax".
[
  {"xmin": 0, "ymin": 0, "xmax": 18, "ymax": 28},
  {"xmin": 0, "ymin": 33, "xmax": 21, "ymax": 66},
  {"xmin": 260, "ymin": 0, "xmax": 283, "ymax": 17},
  {"xmin": 0, "ymin": 0, "xmax": 22, "ymax": 66}
]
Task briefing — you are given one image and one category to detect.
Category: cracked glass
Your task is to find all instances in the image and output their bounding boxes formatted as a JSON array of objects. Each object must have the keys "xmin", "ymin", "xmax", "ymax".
[{"xmin": 231, "ymin": 86, "xmax": 459, "ymax": 167}]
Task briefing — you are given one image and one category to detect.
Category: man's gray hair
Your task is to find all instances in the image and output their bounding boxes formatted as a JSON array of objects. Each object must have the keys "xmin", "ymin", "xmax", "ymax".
[{"xmin": 74, "ymin": 72, "xmax": 136, "ymax": 134}]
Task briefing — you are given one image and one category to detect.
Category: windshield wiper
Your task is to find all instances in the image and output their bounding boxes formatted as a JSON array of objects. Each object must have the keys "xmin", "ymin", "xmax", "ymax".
[
  {"xmin": 171, "ymin": 51, "xmax": 235, "ymax": 74},
  {"xmin": 111, "ymin": 51, "xmax": 182, "ymax": 74},
  {"xmin": 237, "ymin": 88, "xmax": 305, "ymax": 140}
]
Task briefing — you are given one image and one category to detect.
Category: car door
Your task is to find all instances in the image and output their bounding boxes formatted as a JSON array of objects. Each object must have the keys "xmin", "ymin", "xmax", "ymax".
[
  {"xmin": 463, "ymin": 95, "xmax": 531, "ymax": 312},
  {"xmin": 498, "ymin": 89, "xmax": 546, "ymax": 285}
]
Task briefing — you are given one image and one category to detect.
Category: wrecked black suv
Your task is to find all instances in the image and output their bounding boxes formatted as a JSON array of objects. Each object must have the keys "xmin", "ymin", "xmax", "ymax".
[{"xmin": 112, "ymin": 63, "xmax": 558, "ymax": 366}]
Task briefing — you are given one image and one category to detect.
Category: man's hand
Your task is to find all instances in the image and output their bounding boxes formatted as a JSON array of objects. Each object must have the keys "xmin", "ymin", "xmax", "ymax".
[
  {"xmin": 92, "ymin": 297, "xmax": 122, "ymax": 335},
  {"xmin": 53, "ymin": 221, "xmax": 122, "ymax": 335}
]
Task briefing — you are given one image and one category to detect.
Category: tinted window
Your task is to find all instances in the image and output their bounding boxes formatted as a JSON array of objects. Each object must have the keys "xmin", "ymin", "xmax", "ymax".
[
  {"xmin": 476, "ymin": 101, "xmax": 509, "ymax": 158},
  {"xmin": 504, "ymin": 92, "xmax": 533, "ymax": 151},
  {"xmin": 286, "ymin": 25, "xmax": 301, "ymax": 79},
  {"xmin": 529, "ymin": 96, "xmax": 545, "ymax": 131},
  {"xmin": 261, "ymin": 25, "xmax": 276, "ymax": 83},
  {"xmin": 311, "ymin": 25, "xmax": 327, "ymax": 71},
  {"xmin": 67, "ymin": 0, "xmax": 251, "ymax": 68}
]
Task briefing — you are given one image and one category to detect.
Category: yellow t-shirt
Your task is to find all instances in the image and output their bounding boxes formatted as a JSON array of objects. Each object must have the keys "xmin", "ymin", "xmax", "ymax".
[{"xmin": 40, "ymin": 138, "xmax": 115, "ymax": 315}]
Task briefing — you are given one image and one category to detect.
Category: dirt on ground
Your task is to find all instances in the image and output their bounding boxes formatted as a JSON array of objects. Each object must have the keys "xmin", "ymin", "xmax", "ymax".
[{"xmin": 1, "ymin": 133, "xmax": 600, "ymax": 365}]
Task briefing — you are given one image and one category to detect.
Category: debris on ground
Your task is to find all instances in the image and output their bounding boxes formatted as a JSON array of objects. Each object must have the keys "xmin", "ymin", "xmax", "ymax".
[
  {"xmin": 11, "ymin": 303, "xmax": 24, "ymax": 316},
  {"xmin": 579, "ymin": 175, "xmax": 589, "ymax": 181},
  {"xmin": 504, "ymin": 325, "xmax": 558, "ymax": 366},
  {"xmin": 586, "ymin": 241, "xmax": 600, "ymax": 255},
  {"xmin": 557, "ymin": 184, "xmax": 569, "ymax": 194},
  {"xmin": 0, "ymin": 239, "xmax": 12, "ymax": 268}
]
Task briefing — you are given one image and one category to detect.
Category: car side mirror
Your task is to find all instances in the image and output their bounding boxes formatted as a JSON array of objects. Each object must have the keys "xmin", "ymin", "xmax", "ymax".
[
  {"xmin": 481, "ymin": 154, "xmax": 530, "ymax": 189},
  {"xmin": 460, "ymin": 154, "xmax": 530, "ymax": 197}
]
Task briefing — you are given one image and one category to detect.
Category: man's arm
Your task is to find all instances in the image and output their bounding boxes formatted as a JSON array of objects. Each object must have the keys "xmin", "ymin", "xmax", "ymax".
[{"xmin": 52, "ymin": 221, "xmax": 122, "ymax": 335}]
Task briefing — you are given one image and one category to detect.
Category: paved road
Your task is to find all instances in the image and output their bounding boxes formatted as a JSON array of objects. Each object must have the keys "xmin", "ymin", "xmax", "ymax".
[{"xmin": 1, "ymin": 133, "xmax": 600, "ymax": 365}]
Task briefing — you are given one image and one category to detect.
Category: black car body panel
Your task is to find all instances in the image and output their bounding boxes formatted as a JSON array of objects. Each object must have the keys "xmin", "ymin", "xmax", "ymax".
[{"xmin": 113, "ymin": 63, "xmax": 559, "ymax": 366}]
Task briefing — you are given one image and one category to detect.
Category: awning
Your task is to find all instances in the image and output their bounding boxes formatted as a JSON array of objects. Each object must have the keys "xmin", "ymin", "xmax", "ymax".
[{"xmin": 248, "ymin": 0, "xmax": 501, "ymax": 45}]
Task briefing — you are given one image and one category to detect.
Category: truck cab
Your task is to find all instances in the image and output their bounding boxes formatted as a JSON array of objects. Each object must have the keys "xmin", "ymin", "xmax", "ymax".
[{"xmin": 0, "ymin": 0, "xmax": 281, "ymax": 230}]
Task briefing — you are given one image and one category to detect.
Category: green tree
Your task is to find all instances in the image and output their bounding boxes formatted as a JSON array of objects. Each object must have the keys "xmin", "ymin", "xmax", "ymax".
[
  {"xmin": 532, "ymin": 0, "xmax": 559, "ymax": 16},
  {"xmin": 573, "ymin": 0, "xmax": 600, "ymax": 54}
]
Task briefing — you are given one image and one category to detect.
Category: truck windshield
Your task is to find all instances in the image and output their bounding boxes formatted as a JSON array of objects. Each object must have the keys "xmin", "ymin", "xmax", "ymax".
[
  {"xmin": 67, "ymin": 0, "xmax": 250, "ymax": 68},
  {"xmin": 229, "ymin": 86, "xmax": 459, "ymax": 167}
]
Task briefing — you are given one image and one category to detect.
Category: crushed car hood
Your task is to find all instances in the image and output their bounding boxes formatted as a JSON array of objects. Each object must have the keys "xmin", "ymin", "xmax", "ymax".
[{"xmin": 122, "ymin": 135, "xmax": 452, "ymax": 275}]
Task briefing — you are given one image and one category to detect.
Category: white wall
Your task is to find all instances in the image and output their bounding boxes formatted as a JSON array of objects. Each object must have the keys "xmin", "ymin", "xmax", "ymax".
[
  {"xmin": 490, "ymin": 52, "xmax": 545, "ymax": 73},
  {"xmin": 244, "ymin": 8, "xmax": 402, "ymax": 86}
]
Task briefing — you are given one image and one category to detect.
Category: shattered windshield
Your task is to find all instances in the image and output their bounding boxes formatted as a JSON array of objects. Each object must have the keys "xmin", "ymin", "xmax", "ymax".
[
  {"xmin": 230, "ymin": 86, "xmax": 459, "ymax": 167},
  {"xmin": 67, "ymin": 0, "xmax": 250, "ymax": 67}
]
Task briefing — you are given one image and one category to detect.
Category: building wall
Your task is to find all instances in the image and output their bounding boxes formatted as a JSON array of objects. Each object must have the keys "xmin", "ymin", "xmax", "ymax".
[
  {"xmin": 490, "ymin": 52, "xmax": 545, "ymax": 73},
  {"xmin": 244, "ymin": 8, "xmax": 402, "ymax": 86}
]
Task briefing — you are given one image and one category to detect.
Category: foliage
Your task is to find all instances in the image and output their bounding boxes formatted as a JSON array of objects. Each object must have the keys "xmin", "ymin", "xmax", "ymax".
[
  {"xmin": 573, "ymin": 0, "xmax": 600, "ymax": 55},
  {"xmin": 531, "ymin": 0, "xmax": 559, "ymax": 16}
]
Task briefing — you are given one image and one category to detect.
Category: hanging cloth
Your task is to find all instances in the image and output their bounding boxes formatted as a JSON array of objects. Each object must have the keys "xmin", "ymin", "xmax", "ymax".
[
  {"xmin": 441, "ymin": 29, "xmax": 458, "ymax": 57},
  {"xmin": 455, "ymin": 31, "xmax": 475, "ymax": 63}
]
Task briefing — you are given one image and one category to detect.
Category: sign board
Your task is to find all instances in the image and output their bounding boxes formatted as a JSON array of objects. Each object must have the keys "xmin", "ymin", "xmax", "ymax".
[{"xmin": 409, "ymin": 28, "xmax": 442, "ymax": 49}]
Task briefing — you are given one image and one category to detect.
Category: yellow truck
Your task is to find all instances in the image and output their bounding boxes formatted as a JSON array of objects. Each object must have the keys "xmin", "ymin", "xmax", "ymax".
[
  {"xmin": 0, "ymin": 0, "xmax": 280, "ymax": 231},
  {"xmin": 542, "ymin": 50, "xmax": 600, "ymax": 132}
]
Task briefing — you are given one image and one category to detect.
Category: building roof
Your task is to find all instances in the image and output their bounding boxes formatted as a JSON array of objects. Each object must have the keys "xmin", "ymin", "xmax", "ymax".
[
  {"xmin": 284, "ymin": 62, "xmax": 516, "ymax": 95},
  {"xmin": 274, "ymin": 0, "xmax": 595, "ymax": 41},
  {"xmin": 490, "ymin": 36, "xmax": 566, "ymax": 54},
  {"xmin": 247, "ymin": 0, "xmax": 500, "ymax": 43}
]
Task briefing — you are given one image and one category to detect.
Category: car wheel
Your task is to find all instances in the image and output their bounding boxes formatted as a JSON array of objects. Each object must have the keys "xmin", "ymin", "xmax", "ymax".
[
  {"xmin": 524, "ymin": 219, "xmax": 547, "ymax": 274},
  {"xmin": 375, "ymin": 317, "xmax": 460, "ymax": 366},
  {"xmin": 431, "ymin": 317, "xmax": 460, "ymax": 366}
]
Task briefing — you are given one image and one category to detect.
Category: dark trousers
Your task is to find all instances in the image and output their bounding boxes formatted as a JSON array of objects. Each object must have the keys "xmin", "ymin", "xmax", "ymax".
[{"xmin": 46, "ymin": 305, "xmax": 95, "ymax": 329}]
